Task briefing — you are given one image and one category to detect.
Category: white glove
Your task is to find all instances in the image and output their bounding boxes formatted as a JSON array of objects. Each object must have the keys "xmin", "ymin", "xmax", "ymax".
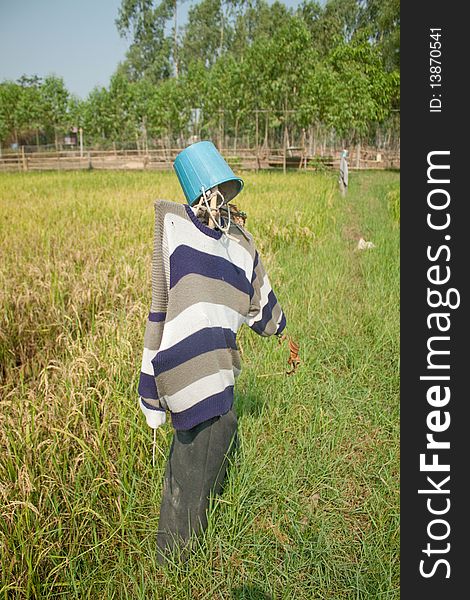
[{"xmin": 139, "ymin": 398, "xmax": 166, "ymax": 429}]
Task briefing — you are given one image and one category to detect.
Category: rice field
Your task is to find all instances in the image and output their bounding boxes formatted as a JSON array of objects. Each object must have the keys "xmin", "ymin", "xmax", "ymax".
[{"xmin": 0, "ymin": 168, "xmax": 399, "ymax": 599}]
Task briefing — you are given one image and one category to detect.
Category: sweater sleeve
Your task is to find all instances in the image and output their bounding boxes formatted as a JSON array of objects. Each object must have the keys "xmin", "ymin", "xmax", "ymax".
[
  {"xmin": 245, "ymin": 250, "xmax": 286, "ymax": 337},
  {"xmin": 138, "ymin": 201, "xmax": 169, "ymax": 414}
]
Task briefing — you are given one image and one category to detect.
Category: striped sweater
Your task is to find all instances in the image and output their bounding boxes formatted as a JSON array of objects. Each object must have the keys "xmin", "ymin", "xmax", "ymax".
[{"xmin": 138, "ymin": 200, "xmax": 286, "ymax": 430}]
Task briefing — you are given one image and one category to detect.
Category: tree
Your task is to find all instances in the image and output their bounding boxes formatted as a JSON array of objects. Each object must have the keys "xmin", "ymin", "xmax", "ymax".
[
  {"xmin": 0, "ymin": 1, "xmax": 400, "ymax": 151},
  {"xmin": 358, "ymin": 0, "xmax": 400, "ymax": 71},
  {"xmin": 0, "ymin": 82, "xmax": 21, "ymax": 146},
  {"xmin": 81, "ymin": 86, "xmax": 114, "ymax": 144},
  {"xmin": 108, "ymin": 72, "xmax": 139, "ymax": 143},
  {"xmin": 68, "ymin": 94, "xmax": 84, "ymax": 130},
  {"xmin": 40, "ymin": 75, "xmax": 69, "ymax": 149},
  {"xmin": 229, "ymin": 0, "xmax": 292, "ymax": 57},
  {"xmin": 309, "ymin": 36, "xmax": 398, "ymax": 143},
  {"xmin": 297, "ymin": 0, "xmax": 360, "ymax": 58},
  {"xmin": 204, "ymin": 55, "xmax": 247, "ymax": 148},
  {"xmin": 180, "ymin": 0, "xmax": 227, "ymax": 71},
  {"xmin": 16, "ymin": 76, "xmax": 49, "ymax": 147},
  {"xmin": 0, "ymin": 77, "xmax": 48, "ymax": 147},
  {"xmin": 116, "ymin": 0, "xmax": 179, "ymax": 81}
]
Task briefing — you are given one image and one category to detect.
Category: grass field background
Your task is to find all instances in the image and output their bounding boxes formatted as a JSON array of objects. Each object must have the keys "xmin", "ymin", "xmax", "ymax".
[{"xmin": 0, "ymin": 169, "xmax": 399, "ymax": 599}]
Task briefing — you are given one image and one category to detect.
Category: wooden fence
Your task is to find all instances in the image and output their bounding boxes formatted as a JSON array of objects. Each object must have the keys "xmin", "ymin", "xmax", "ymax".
[{"xmin": 0, "ymin": 145, "xmax": 400, "ymax": 173}]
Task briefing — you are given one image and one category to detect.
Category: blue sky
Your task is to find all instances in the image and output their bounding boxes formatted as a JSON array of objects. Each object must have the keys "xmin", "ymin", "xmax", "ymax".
[{"xmin": 0, "ymin": 0, "xmax": 303, "ymax": 99}]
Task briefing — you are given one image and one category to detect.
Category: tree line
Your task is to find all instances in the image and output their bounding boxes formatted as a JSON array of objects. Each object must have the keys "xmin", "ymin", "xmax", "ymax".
[{"xmin": 0, "ymin": 0, "xmax": 399, "ymax": 151}]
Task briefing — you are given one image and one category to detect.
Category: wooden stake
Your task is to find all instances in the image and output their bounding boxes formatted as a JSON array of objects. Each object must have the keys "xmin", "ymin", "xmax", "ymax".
[
  {"xmin": 208, "ymin": 187, "xmax": 219, "ymax": 229},
  {"xmin": 255, "ymin": 110, "xmax": 259, "ymax": 172},
  {"xmin": 283, "ymin": 125, "xmax": 287, "ymax": 175},
  {"xmin": 21, "ymin": 146, "xmax": 27, "ymax": 171},
  {"xmin": 207, "ymin": 195, "xmax": 217, "ymax": 229}
]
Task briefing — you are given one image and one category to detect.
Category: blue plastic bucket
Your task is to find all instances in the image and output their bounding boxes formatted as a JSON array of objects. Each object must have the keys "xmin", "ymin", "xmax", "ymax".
[{"xmin": 173, "ymin": 141, "xmax": 244, "ymax": 206}]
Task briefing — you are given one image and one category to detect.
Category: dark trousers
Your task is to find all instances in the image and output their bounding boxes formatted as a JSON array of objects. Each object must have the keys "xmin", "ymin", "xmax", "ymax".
[{"xmin": 156, "ymin": 409, "xmax": 238, "ymax": 562}]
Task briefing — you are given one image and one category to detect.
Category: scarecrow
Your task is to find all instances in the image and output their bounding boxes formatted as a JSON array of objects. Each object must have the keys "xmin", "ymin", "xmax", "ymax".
[{"xmin": 137, "ymin": 141, "xmax": 288, "ymax": 562}]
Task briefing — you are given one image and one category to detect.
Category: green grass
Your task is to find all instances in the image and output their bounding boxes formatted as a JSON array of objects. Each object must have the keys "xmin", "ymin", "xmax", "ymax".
[{"xmin": 0, "ymin": 169, "xmax": 399, "ymax": 599}]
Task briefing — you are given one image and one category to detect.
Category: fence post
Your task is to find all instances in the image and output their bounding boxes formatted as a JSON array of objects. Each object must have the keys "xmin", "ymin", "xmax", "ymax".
[
  {"xmin": 283, "ymin": 125, "xmax": 287, "ymax": 175},
  {"xmin": 21, "ymin": 146, "xmax": 28, "ymax": 171},
  {"xmin": 300, "ymin": 128, "xmax": 306, "ymax": 170},
  {"xmin": 255, "ymin": 110, "xmax": 259, "ymax": 172}
]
